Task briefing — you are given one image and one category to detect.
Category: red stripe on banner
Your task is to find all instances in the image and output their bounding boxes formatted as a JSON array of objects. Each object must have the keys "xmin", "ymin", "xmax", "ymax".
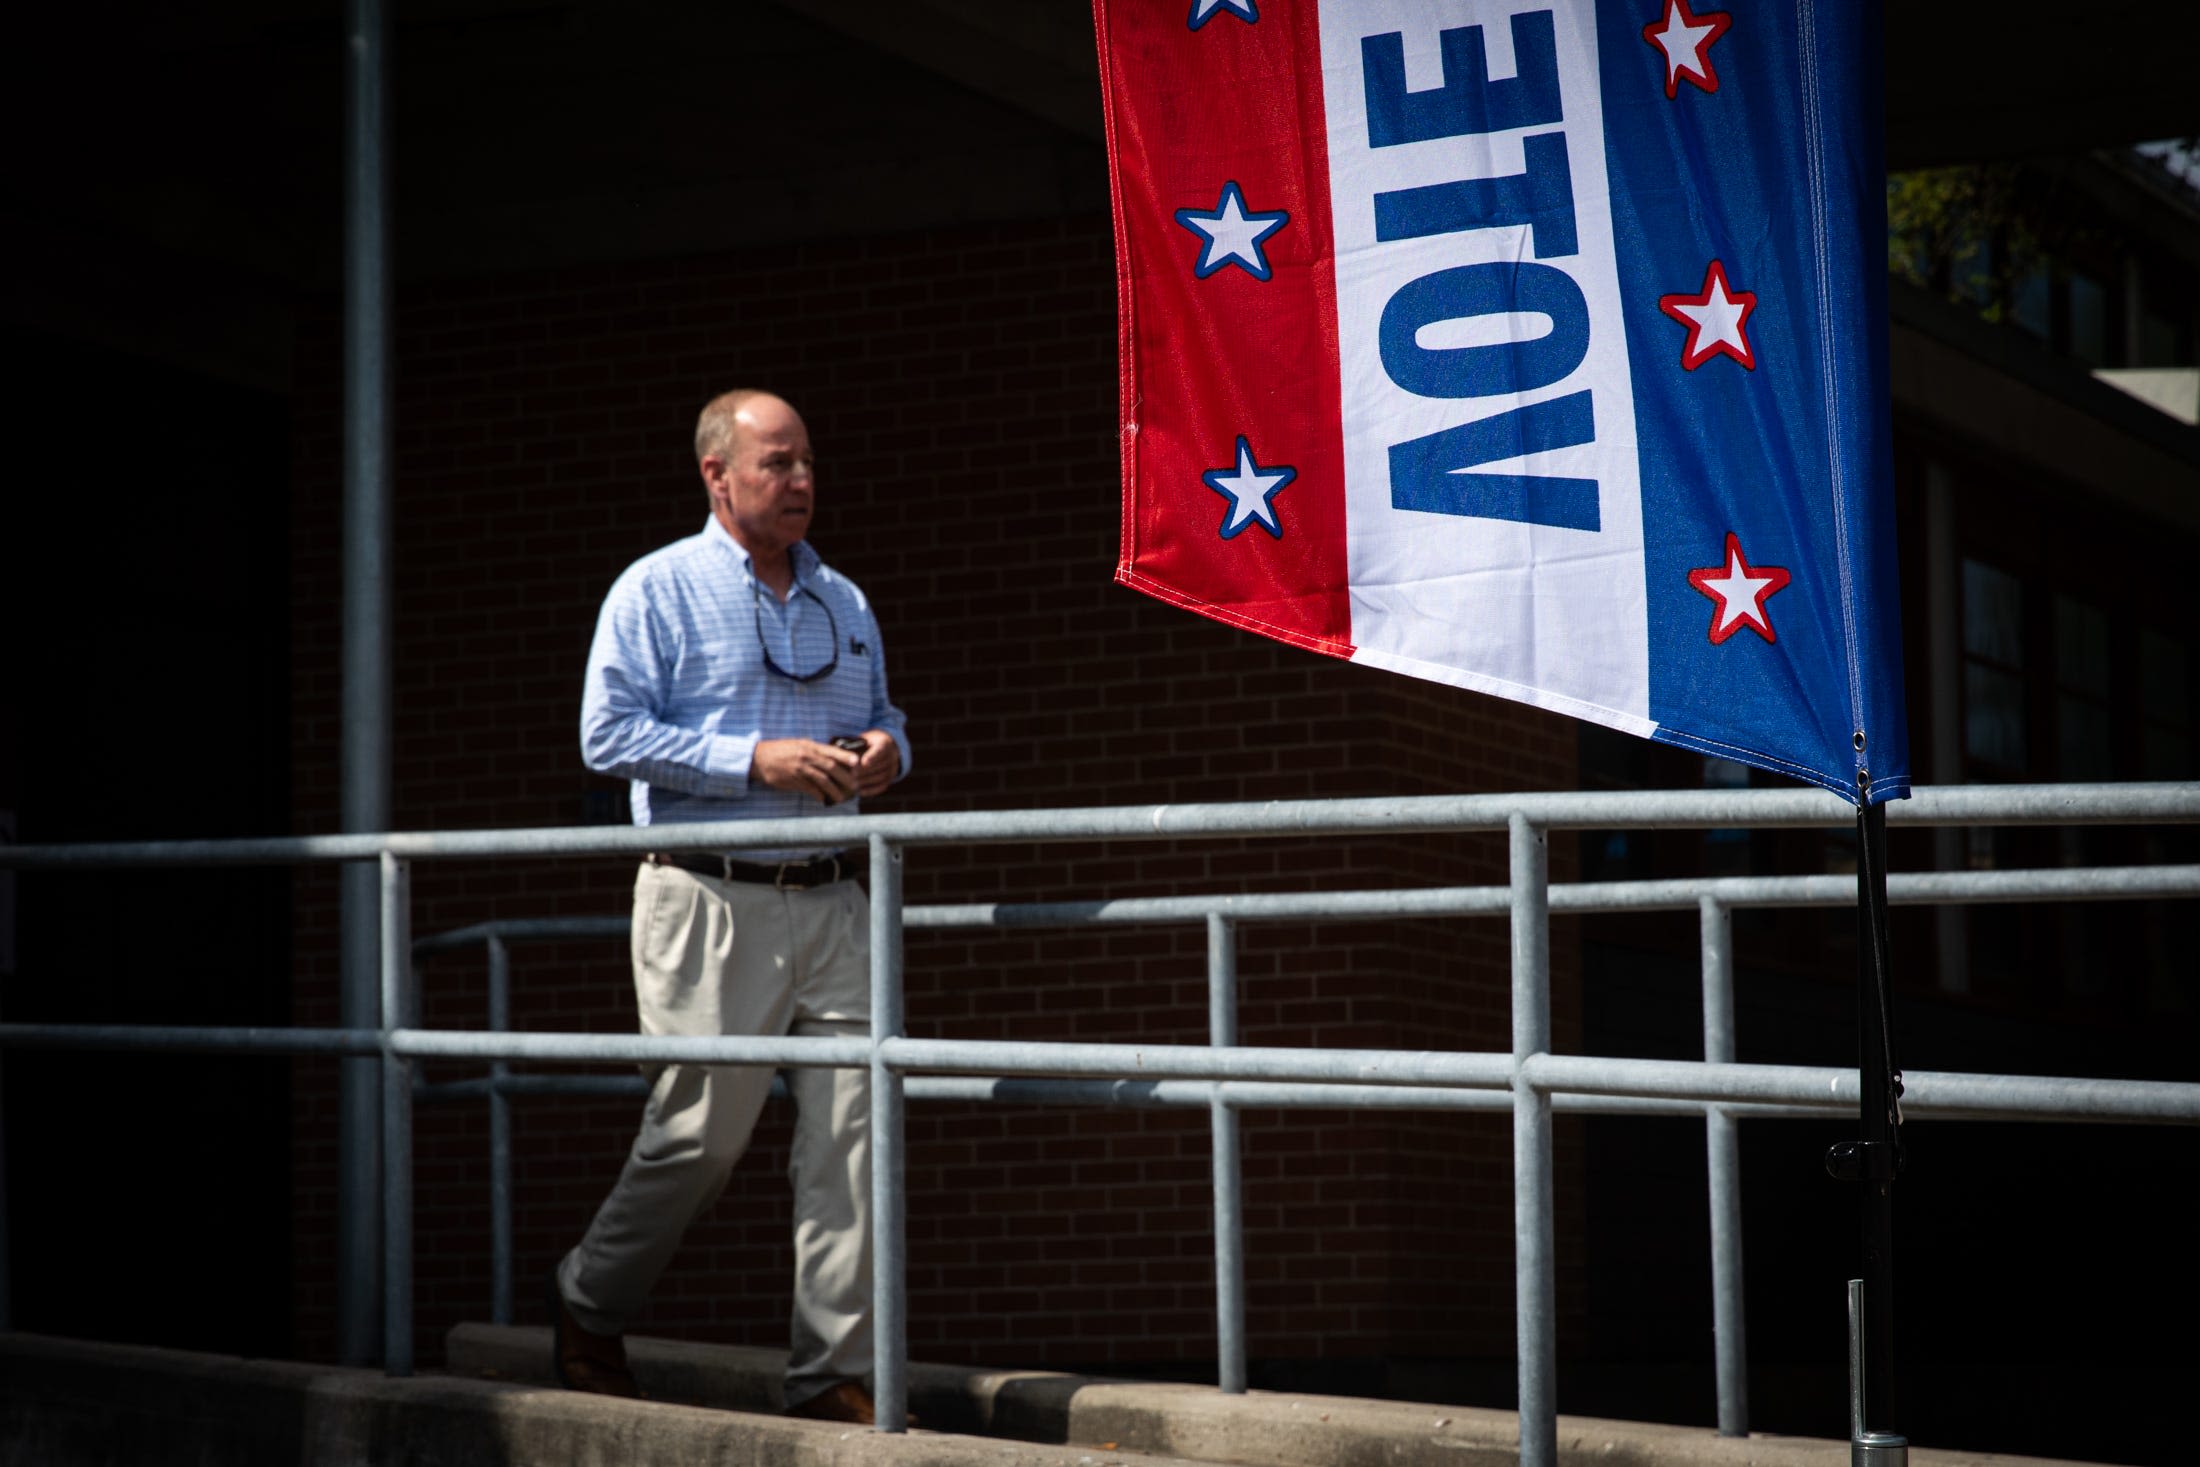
[{"xmin": 1097, "ymin": 0, "xmax": 1352, "ymax": 657}]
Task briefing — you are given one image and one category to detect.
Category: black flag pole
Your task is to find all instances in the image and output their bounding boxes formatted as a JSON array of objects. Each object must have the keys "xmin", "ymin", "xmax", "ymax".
[{"xmin": 1830, "ymin": 783, "xmax": 1907, "ymax": 1462}]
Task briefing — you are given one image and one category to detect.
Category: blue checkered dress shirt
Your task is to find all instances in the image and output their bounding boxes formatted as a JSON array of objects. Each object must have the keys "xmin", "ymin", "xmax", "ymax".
[{"xmin": 580, "ymin": 516, "xmax": 910, "ymax": 859}]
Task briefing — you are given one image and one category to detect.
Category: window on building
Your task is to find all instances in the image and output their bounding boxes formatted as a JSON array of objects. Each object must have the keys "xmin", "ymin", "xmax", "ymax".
[
  {"xmin": 1962, "ymin": 558, "xmax": 2027, "ymax": 774},
  {"xmin": 2137, "ymin": 309, "xmax": 2186, "ymax": 367},
  {"xmin": 2049, "ymin": 598, "xmax": 2115, "ymax": 997},
  {"xmin": 2140, "ymin": 629, "xmax": 2193, "ymax": 778},
  {"xmin": 2067, "ymin": 271, "xmax": 2110, "ymax": 366},
  {"xmin": 1951, "ymin": 228, "xmax": 1995, "ymax": 310},
  {"xmin": 2053, "ymin": 596, "xmax": 2113, "ymax": 779},
  {"xmin": 2133, "ymin": 264, "xmax": 2195, "ymax": 368},
  {"xmin": 2011, "ymin": 265, "xmax": 2052, "ymax": 338}
]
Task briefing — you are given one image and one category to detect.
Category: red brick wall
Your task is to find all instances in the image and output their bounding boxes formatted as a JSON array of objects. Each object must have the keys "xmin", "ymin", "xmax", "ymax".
[{"xmin": 288, "ymin": 214, "xmax": 1583, "ymax": 1376}]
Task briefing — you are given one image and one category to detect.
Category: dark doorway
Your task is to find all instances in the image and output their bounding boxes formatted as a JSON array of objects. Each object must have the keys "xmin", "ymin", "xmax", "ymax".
[{"xmin": 2, "ymin": 327, "xmax": 294, "ymax": 1356}]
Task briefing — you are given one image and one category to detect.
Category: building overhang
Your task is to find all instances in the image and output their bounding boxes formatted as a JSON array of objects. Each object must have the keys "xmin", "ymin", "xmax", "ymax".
[{"xmin": 1890, "ymin": 281, "xmax": 2200, "ymax": 531}]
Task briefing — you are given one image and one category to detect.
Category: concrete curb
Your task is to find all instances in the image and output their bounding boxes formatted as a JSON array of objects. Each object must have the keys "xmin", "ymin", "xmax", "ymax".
[
  {"xmin": 450, "ymin": 1323, "xmax": 2104, "ymax": 1467},
  {"xmin": 1, "ymin": 1331, "xmax": 1214, "ymax": 1467}
]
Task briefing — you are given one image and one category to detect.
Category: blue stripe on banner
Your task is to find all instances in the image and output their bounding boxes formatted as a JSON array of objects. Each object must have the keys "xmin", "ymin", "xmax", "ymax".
[{"xmin": 1596, "ymin": 0, "xmax": 1904, "ymax": 799}]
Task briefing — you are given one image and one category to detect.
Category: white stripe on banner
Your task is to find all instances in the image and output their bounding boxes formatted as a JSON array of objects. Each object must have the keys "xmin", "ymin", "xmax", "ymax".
[{"xmin": 1320, "ymin": 0, "xmax": 1652, "ymax": 735}]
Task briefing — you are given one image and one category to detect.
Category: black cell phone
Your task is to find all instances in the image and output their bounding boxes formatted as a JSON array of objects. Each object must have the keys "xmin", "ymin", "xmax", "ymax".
[{"xmin": 830, "ymin": 735, "xmax": 869, "ymax": 755}]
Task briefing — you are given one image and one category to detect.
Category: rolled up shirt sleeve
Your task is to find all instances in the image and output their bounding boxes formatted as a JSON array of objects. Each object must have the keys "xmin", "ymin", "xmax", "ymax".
[{"xmin": 580, "ymin": 567, "xmax": 755, "ymax": 798}]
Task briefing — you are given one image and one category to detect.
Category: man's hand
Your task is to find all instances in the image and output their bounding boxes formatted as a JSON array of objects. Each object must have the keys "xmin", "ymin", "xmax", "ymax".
[
  {"xmin": 852, "ymin": 729, "xmax": 901, "ymax": 797},
  {"xmin": 752, "ymin": 738, "xmax": 861, "ymax": 805}
]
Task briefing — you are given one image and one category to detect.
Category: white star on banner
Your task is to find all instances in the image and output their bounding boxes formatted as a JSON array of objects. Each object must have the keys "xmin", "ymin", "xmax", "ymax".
[
  {"xmin": 1659, "ymin": 259, "xmax": 1758, "ymax": 370},
  {"xmin": 1687, "ymin": 534, "xmax": 1791, "ymax": 644},
  {"xmin": 1174, "ymin": 181, "xmax": 1290, "ymax": 282},
  {"xmin": 1641, "ymin": 0, "xmax": 1732, "ymax": 98},
  {"xmin": 1203, "ymin": 435, "xmax": 1296, "ymax": 540},
  {"xmin": 1188, "ymin": 0, "xmax": 1259, "ymax": 30}
]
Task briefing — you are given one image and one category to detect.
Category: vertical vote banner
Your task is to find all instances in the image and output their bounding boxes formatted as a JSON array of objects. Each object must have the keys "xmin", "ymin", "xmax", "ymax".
[{"xmin": 1099, "ymin": 0, "xmax": 1908, "ymax": 803}]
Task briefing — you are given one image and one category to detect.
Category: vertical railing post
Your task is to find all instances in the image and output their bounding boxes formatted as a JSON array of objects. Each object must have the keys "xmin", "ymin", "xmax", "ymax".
[
  {"xmin": 868, "ymin": 833, "xmax": 908, "ymax": 1432},
  {"xmin": 338, "ymin": 0, "xmax": 393, "ymax": 1367},
  {"xmin": 1700, "ymin": 896, "xmax": 1748, "ymax": 1436},
  {"xmin": 1509, "ymin": 814, "xmax": 1555, "ymax": 1467},
  {"xmin": 487, "ymin": 934, "xmax": 514, "ymax": 1327},
  {"xmin": 379, "ymin": 851, "xmax": 414, "ymax": 1376},
  {"xmin": 1207, "ymin": 913, "xmax": 1247, "ymax": 1394}
]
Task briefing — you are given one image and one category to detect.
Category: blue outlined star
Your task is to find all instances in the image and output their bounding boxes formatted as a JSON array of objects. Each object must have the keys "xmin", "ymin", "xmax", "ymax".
[
  {"xmin": 1174, "ymin": 181, "xmax": 1290, "ymax": 282},
  {"xmin": 1188, "ymin": 0, "xmax": 1259, "ymax": 30},
  {"xmin": 1203, "ymin": 435, "xmax": 1297, "ymax": 540}
]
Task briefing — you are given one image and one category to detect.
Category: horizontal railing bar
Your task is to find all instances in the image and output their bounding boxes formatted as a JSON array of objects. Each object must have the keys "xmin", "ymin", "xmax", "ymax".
[
  {"xmin": 0, "ymin": 1024, "xmax": 383, "ymax": 1056},
  {"xmin": 897, "ymin": 1076, "xmax": 1818, "ymax": 1118},
  {"xmin": 407, "ymin": 1067, "xmax": 2181, "ymax": 1124},
  {"xmin": 414, "ymin": 917, "xmax": 629, "ymax": 956},
  {"xmin": 398, "ymin": 866, "xmax": 2200, "ymax": 954},
  {"xmin": 1571, "ymin": 865, "xmax": 2200, "ymax": 911},
  {"xmin": 906, "ymin": 889, "xmax": 1514, "ymax": 927},
  {"xmin": 398, "ymin": 1033, "xmax": 1520, "ymax": 1089},
  {"xmin": 880, "ymin": 1037, "xmax": 1512, "ymax": 1088},
  {"xmin": 1523, "ymin": 1055, "xmax": 2200, "ymax": 1124},
  {"xmin": 406, "ymin": 1069, "xmax": 1764, "ymax": 1115},
  {"xmin": 9, "ymin": 1021, "xmax": 2188, "ymax": 1124},
  {"xmin": 1892, "ymin": 784, "xmax": 2200, "ymax": 826},
  {"xmin": 900, "ymin": 865, "xmax": 2200, "ymax": 929},
  {"xmin": 1891, "ymin": 1069, "xmax": 2200, "ymax": 1124},
  {"xmin": 390, "ymin": 1030, "xmax": 870, "ymax": 1067},
  {"xmin": 8, "ymin": 784, "xmax": 2196, "ymax": 870},
  {"xmin": 417, "ymin": 1073, "xmax": 651, "ymax": 1101},
  {"xmin": 2, "ymin": 831, "xmax": 393, "ymax": 868}
]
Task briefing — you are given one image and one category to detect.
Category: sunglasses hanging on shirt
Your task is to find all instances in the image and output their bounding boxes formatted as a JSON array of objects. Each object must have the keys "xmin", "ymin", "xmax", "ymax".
[{"xmin": 754, "ymin": 580, "xmax": 841, "ymax": 682}]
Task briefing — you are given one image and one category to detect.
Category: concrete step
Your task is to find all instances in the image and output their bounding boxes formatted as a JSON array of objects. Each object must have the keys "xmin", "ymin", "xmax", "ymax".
[
  {"xmin": 449, "ymin": 1322, "xmax": 2103, "ymax": 1467},
  {"xmin": 3, "ymin": 1330, "xmax": 1215, "ymax": 1467}
]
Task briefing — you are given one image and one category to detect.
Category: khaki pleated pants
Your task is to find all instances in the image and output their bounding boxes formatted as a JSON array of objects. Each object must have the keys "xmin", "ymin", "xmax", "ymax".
[{"xmin": 557, "ymin": 860, "xmax": 872, "ymax": 1409}]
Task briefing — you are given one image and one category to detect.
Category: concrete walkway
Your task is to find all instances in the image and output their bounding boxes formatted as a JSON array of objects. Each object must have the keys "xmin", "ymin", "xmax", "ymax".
[
  {"xmin": 450, "ymin": 1323, "xmax": 2104, "ymax": 1467},
  {"xmin": 2, "ymin": 1327, "xmax": 2106, "ymax": 1467}
]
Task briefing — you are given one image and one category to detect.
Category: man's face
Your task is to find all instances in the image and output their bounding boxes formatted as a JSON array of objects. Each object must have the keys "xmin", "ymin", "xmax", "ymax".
[{"xmin": 706, "ymin": 396, "xmax": 814, "ymax": 557}]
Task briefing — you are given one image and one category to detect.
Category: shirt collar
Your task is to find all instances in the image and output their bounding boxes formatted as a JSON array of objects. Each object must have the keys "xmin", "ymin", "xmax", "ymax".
[{"xmin": 703, "ymin": 514, "xmax": 818, "ymax": 588}]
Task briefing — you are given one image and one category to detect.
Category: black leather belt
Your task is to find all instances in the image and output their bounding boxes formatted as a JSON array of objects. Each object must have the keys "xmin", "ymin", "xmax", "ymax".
[{"xmin": 646, "ymin": 850, "xmax": 859, "ymax": 890}]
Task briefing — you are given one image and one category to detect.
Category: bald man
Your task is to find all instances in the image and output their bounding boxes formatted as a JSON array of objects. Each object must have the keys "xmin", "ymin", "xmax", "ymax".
[{"xmin": 556, "ymin": 390, "xmax": 911, "ymax": 1424}]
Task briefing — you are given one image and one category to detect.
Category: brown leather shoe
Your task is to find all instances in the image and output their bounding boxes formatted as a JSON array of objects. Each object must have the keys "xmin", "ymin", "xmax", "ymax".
[
  {"xmin": 547, "ymin": 1273, "xmax": 641, "ymax": 1399},
  {"xmin": 786, "ymin": 1380, "xmax": 918, "ymax": 1429}
]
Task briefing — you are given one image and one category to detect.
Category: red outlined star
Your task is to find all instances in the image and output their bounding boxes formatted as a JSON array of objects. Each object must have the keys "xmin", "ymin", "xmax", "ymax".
[
  {"xmin": 1642, "ymin": 0, "xmax": 1732, "ymax": 99},
  {"xmin": 1688, "ymin": 533, "xmax": 1791, "ymax": 645},
  {"xmin": 1659, "ymin": 259, "xmax": 1758, "ymax": 370}
]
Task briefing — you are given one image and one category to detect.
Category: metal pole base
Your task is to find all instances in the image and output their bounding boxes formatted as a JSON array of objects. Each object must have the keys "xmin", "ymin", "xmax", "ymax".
[
  {"xmin": 1846, "ymin": 1278, "xmax": 1902, "ymax": 1463},
  {"xmin": 1853, "ymin": 1432, "xmax": 1909, "ymax": 1467}
]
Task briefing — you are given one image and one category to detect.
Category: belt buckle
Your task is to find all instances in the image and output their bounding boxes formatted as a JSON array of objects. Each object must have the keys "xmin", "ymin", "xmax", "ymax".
[{"xmin": 778, "ymin": 856, "xmax": 839, "ymax": 891}]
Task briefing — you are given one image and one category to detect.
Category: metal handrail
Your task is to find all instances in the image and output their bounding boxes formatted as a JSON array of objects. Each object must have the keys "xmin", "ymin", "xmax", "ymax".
[
  {"xmin": 3, "ymin": 782, "xmax": 2196, "ymax": 1466},
  {"xmin": 6, "ymin": 782, "xmax": 2196, "ymax": 870},
  {"xmin": 406, "ymin": 862, "xmax": 2200, "ymax": 941},
  {"xmin": 393, "ymin": 857, "xmax": 2200, "ymax": 1371}
]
